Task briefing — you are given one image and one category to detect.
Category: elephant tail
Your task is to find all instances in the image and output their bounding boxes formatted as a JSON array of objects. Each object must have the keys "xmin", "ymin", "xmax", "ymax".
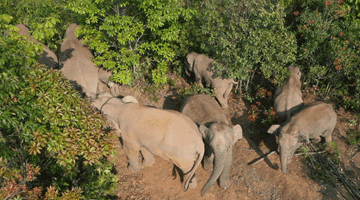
[{"xmin": 183, "ymin": 147, "xmax": 204, "ymax": 190}]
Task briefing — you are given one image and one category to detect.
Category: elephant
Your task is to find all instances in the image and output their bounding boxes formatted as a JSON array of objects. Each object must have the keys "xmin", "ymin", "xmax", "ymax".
[
  {"xmin": 91, "ymin": 92, "xmax": 205, "ymax": 190},
  {"xmin": 59, "ymin": 23, "xmax": 113, "ymax": 98},
  {"xmin": 267, "ymin": 102, "xmax": 337, "ymax": 173},
  {"xmin": 15, "ymin": 24, "xmax": 59, "ymax": 69},
  {"xmin": 184, "ymin": 52, "xmax": 237, "ymax": 109},
  {"xmin": 180, "ymin": 94, "xmax": 243, "ymax": 195},
  {"xmin": 273, "ymin": 65, "xmax": 304, "ymax": 124}
]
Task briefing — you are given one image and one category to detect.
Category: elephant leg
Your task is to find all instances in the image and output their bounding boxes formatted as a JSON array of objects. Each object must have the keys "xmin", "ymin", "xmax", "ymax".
[
  {"xmin": 323, "ymin": 129, "xmax": 333, "ymax": 143},
  {"xmin": 215, "ymin": 89, "xmax": 228, "ymax": 109},
  {"xmin": 123, "ymin": 140, "xmax": 142, "ymax": 173},
  {"xmin": 179, "ymin": 161, "xmax": 198, "ymax": 189},
  {"xmin": 219, "ymin": 148, "xmax": 232, "ymax": 189},
  {"xmin": 203, "ymin": 153, "xmax": 214, "ymax": 172},
  {"xmin": 140, "ymin": 147, "xmax": 156, "ymax": 167},
  {"xmin": 223, "ymin": 83, "xmax": 233, "ymax": 106}
]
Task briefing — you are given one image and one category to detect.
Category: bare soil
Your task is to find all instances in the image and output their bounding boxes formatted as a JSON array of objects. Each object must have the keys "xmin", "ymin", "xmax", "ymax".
[{"xmin": 107, "ymin": 72, "xmax": 360, "ymax": 200}]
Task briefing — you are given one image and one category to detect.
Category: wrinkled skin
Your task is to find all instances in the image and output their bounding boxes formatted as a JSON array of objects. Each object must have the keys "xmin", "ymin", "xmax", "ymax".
[
  {"xmin": 274, "ymin": 66, "xmax": 304, "ymax": 124},
  {"xmin": 185, "ymin": 52, "xmax": 237, "ymax": 109},
  {"xmin": 59, "ymin": 23, "xmax": 114, "ymax": 98},
  {"xmin": 180, "ymin": 94, "xmax": 243, "ymax": 195},
  {"xmin": 92, "ymin": 92, "xmax": 205, "ymax": 190},
  {"xmin": 268, "ymin": 102, "xmax": 337, "ymax": 173},
  {"xmin": 15, "ymin": 24, "xmax": 59, "ymax": 69}
]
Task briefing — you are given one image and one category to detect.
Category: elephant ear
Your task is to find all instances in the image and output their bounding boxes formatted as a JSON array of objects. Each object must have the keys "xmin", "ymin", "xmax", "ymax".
[
  {"xmin": 267, "ymin": 124, "xmax": 281, "ymax": 135},
  {"xmin": 199, "ymin": 125, "xmax": 208, "ymax": 138},
  {"xmin": 232, "ymin": 124, "xmax": 243, "ymax": 143}
]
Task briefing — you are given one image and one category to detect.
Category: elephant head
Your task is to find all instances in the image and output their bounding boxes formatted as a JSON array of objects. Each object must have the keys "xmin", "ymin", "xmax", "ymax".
[
  {"xmin": 278, "ymin": 132, "xmax": 300, "ymax": 173},
  {"xmin": 184, "ymin": 52, "xmax": 198, "ymax": 77},
  {"xmin": 199, "ymin": 122, "xmax": 242, "ymax": 196},
  {"xmin": 288, "ymin": 65, "xmax": 301, "ymax": 80},
  {"xmin": 268, "ymin": 124, "xmax": 302, "ymax": 173},
  {"xmin": 66, "ymin": 23, "xmax": 79, "ymax": 36}
]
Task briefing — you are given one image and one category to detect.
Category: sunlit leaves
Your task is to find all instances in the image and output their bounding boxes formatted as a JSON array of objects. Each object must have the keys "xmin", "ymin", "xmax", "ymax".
[
  {"xmin": 66, "ymin": 0, "xmax": 194, "ymax": 85},
  {"xmin": 291, "ymin": 0, "xmax": 360, "ymax": 109},
  {"xmin": 0, "ymin": 16, "xmax": 117, "ymax": 199},
  {"xmin": 193, "ymin": 0, "xmax": 297, "ymax": 86}
]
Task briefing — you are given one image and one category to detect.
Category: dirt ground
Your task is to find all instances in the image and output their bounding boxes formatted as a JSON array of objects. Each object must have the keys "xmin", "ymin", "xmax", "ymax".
[{"xmin": 106, "ymin": 72, "xmax": 360, "ymax": 200}]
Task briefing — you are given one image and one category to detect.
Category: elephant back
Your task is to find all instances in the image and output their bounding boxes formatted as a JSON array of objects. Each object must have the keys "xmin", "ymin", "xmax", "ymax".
[{"xmin": 181, "ymin": 94, "xmax": 228, "ymax": 125}]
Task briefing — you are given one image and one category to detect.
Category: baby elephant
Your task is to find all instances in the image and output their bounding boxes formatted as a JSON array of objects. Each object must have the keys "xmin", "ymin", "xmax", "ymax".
[
  {"xmin": 268, "ymin": 102, "xmax": 337, "ymax": 173},
  {"xmin": 92, "ymin": 92, "xmax": 204, "ymax": 190},
  {"xmin": 180, "ymin": 94, "xmax": 243, "ymax": 196},
  {"xmin": 15, "ymin": 24, "xmax": 59, "ymax": 69},
  {"xmin": 60, "ymin": 23, "xmax": 112, "ymax": 98},
  {"xmin": 273, "ymin": 66, "xmax": 304, "ymax": 124},
  {"xmin": 185, "ymin": 52, "xmax": 237, "ymax": 109}
]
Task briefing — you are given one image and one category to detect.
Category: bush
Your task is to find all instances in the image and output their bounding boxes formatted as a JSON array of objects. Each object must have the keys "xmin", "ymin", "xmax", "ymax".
[
  {"xmin": 286, "ymin": 0, "xmax": 360, "ymax": 110},
  {"xmin": 0, "ymin": 16, "xmax": 118, "ymax": 199}
]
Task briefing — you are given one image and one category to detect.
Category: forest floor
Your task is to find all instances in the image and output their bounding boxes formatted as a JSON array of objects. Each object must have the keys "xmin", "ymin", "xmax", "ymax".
[{"xmin": 106, "ymin": 72, "xmax": 360, "ymax": 200}]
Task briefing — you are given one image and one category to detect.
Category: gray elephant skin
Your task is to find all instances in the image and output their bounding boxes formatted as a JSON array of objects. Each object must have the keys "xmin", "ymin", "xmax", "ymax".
[
  {"xmin": 268, "ymin": 102, "xmax": 337, "ymax": 173},
  {"xmin": 273, "ymin": 66, "xmax": 304, "ymax": 124},
  {"xmin": 15, "ymin": 24, "xmax": 59, "ymax": 69},
  {"xmin": 59, "ymin": 23, "xmax": 112, "ymax": 98},
  {"xmin": 92, "ymin": 92, "xmax": 205, "ymax": 190},
  {"xmin": 185, "ymin": 52, "xmax": 237, "ymax": 109},
  {"xmin": 180, "ymin": 94, "xmax": 243, "ymax": 195}
]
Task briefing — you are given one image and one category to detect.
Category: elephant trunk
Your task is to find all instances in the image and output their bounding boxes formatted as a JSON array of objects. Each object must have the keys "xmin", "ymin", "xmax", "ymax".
[
  {"xmin": 201, "ymin": 152, "xmax": 227, "ymax": 196},
  {"xmin": 280, "ymin": 145, "xmax": 288, "ymax": 173}
]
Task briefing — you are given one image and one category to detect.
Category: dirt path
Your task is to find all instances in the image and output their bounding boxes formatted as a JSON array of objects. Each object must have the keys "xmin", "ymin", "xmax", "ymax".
[{"xmin": 108, "ymin": 74, "xmax": 359, "ymax": 200}]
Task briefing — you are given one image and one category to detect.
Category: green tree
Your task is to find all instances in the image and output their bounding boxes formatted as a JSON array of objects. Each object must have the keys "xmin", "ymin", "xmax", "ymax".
[
  {"xmin": 0, "ymin": 0, "xmax": 76, "ymax": 53},
  {"xmin": 187, "ymin": 0, "xmax": 297, "ymax": 93},
  {"xmin": 65, "ymin": 0, "xmax": 195, "ymax": 86}
]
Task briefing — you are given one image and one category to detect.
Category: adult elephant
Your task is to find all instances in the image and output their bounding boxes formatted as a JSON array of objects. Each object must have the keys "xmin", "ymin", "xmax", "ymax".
[
  {"xmin": 184, "ymin": 52, "xmax": 237, "ymax": 109},
  {"xmin": 268, "ymin": 102, "xmax": 337, "ymax": 173},
  {"xmin": 59, "ymin": 23, "xmax": 113, "ymax": 98},
  {"xmin": 180, "ymin": 94, "xmax": 243, "ymax": 195},
  {"xmin": 15, "ymin": 24, "xmax": 59, "ymax": 69},
  {"xmin": 92, "ymin": 92, "xmax": 205, "ymax": 190},
  {"xmin": 273, "ymin": 65, "xmax": 303, "ymax": 124}
]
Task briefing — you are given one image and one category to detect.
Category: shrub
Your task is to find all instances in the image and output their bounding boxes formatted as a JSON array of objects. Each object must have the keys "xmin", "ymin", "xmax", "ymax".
[
  {"xmin": 287, "ymin": 0, "xmax": 360, "ymax": 110},
  {"xmin": 0, "ymin": 16, "xmax": 118, "ymax": 199}
]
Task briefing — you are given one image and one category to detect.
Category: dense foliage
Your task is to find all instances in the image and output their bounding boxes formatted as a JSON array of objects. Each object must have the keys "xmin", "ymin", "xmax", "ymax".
[
  {"xmin": 1, "ymin": 0, "xmax": 360, "ymax": 198},
  {"xmin": 189, "ymin": 0, "xmax": 297, "ymax": 86},
  {"xmin": 286, "ymin": 0, "xmax": 360, "ymax": 109},
  {"xmin": 0, "ymin": 15, "xmax": 117, "ymax": 199},
  {"xmin": 65, "ymin": 0, "xmax": 195, "ymax": 86}
]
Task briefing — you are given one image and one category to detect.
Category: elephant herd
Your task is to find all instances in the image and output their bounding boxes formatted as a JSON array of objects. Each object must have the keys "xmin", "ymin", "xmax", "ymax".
[{"xmin": 16, "ymin": 23, "xmax": 338, "ymax": 195}]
